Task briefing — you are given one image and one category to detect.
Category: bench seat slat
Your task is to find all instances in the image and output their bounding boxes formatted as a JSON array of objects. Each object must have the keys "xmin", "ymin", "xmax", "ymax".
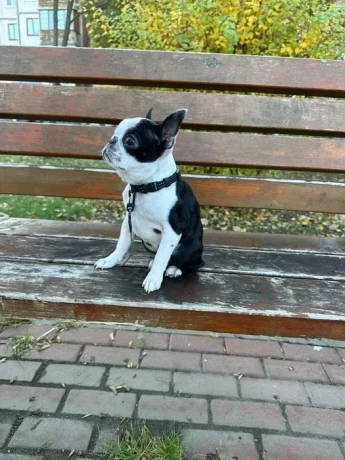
[
  {"xmin": 0, "ymin": 217, "xmax": 344, "ymax": 254},
  {"xmin": 2, "ymin": 122, "xmax": 345, "ymax": 173},
  {"xmin": 1, "ymin": 258, "xmax": 345, "ymax": 338},
  {"xmin": 2, "ymin": 84, "xmax": 345, "ymax": 135},
  {"xmin": 0, "ymin": 164, "xmax": 344, "ymax": 213},
  {"xmin": 1, "ymin": 46, "xmax": 345, "ymax": 96},
  {"xmin": 1, "ymin": 234, "xmax": 344, "ymax": 281}
]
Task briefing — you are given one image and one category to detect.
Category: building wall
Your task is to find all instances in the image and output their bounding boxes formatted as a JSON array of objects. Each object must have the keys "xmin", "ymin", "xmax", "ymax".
[{"xmin": 0, "ymin": 0, "xmax": 40, "ymax": 46}]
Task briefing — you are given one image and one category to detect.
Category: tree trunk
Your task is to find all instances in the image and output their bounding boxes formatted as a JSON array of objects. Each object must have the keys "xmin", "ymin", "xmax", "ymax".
[
  {"xmin": 53, "ymin": 0, "xmax": 59, "ymax": 46},
  {"xmin": 62, "ymin": 0, "xmax": 74, "ymax": 47}
]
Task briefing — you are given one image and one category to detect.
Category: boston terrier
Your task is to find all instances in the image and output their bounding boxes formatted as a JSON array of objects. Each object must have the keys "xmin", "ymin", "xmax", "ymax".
[{"xmin": 95, "ymin": 108, "xmax": 204, "ymax": 293}]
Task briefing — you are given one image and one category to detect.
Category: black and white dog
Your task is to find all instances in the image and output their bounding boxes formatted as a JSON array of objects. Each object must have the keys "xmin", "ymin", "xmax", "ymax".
[{"xmin": 95, "ymin": 108, "xmax": 204, "ymax": 292}]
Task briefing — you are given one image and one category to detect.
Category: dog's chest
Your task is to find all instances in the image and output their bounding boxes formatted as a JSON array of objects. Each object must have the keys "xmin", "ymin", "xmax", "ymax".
[{"xmin": 123, "ymin": 185, "xmax": 178, "ymax": 248}]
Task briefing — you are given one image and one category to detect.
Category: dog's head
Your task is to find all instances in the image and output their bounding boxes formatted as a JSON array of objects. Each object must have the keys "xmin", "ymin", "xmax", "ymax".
[{"xmin": 102, "ymin": 108, "xmax": 187, "ymax": 182}]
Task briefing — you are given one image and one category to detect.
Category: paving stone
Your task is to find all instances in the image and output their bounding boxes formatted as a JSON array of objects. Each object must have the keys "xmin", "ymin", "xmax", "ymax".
[
  {"xmin": 114, "ymin": 330, "xmax": 169, "ymax": 349},
  {"xmin": 0, "ymin": 421, "xmax": 12, "ymax": 447},
  {"xmin": 0, "ymin": 343, "xmax": 14, "ymax": 357},
  {"xmin": 212, "ymin": 400, "xmax": 286, "ymax": 430},
  {"xmin": 174, "ymin": 372, "xmax": 238, "ymax": 397},
  {"xmin": 0, "ymin": 360, "xmax": 41, "ymax": 382},
  {"xmin": 9, "ymin": 416, "xmax": 92, "ymax": 451},
  {"xmin": 58, "ymin": 327, "xmax": 114, "ymax": 345},
  {"xmin": 138, "ymin": 395, "xmax": 208, "ymax": 424},
  {"xmin": 240, "ymin": 378, "xmax": 309, "ymax": 404},
  {"xmin": 0, "ymin": 385, "xmax": 64, "ymax": 412},
  {"xmin": 170, "ymin": 334, "xmax": 224, "ymax": 353},
  {"xmin": 107, "ymin": 368, "xmax": 171, "ymax": 392},
  {"xmin": 39, "ymin": 363, "xmax": 105, "ymax": 387},
  {"xmin": 63, "ymin": 389, "xmax": 136, "ymax": 418},
  {"xmin": 23, "ymin": 344, "xmax": 81, "ymax": 362},
  {"xmin": 203, "ymin": 354, "xmax": 264, "ymax": 376},
  {"xmin": 225, "ymin": 338, "xmax": 283, "ymax": 358},
  {"xmin": 286, "ymin": 405, "xmax": 345, "ymax": 437},
  {"xmin": 183, "ymin": 429, "xmax": 259, "ymax": 460},
  {"xmin": 80, "ymin": 345, "xmax": 140, "ymax": 366},
  {"xmin": 93, "ymin": 427, "xmax": 120, "ymax": 453},
  {"xmin": 264, "ymin": 359, "xmax": 329, "ymax": 382},
  {"xmin": 140, "ymin": 350, "xmax": 201, "ymax": 371},
  {"xmin": 0, "ymin": 455, "xmax": 43, "ymax": 460},
  {"xmin": 263, "ymin": 435, "xmax": 343, "ymax": 460},
  {"xmin": 282, "ymin": 343, "xmax": 341, "ymax": 364},
  {"xmin": 0, "ymin": 324, "xmax": 55, "ymax": 340},
  {"xmin": 305, "ymin": 382, "xmax": 345, "ymax": 409},
  {"xmin": 324, "ymin": 364, "xmax": 345, "ymax": 384}
]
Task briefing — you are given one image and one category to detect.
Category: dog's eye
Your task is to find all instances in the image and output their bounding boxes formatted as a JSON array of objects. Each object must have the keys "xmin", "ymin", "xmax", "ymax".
[{"xmin": 124, "ymin": 134, "xmax": 138, "ymax": 147}]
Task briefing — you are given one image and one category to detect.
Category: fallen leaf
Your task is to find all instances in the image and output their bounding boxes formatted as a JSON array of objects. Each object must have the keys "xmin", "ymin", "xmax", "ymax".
[
  {"xmin": 81, "ymin": 413, "xmax": 92, "ymax": 419},
  {"xmin": 187, "ymin": 343, "xmax": 191, "ymax": 348},
  {"xmin": 234, "ymin": 372, "xmax": 243, "ymax": 380},
  {"xmin": 124, "ymin": 359, "xmax": 133, "ymax": 368},
  {"xmin": 42, "ymin": 440, "xmax": 53, "ymax": 448},
  {"xmin": 116, "ymin": 383, "xmax": 130, "ymax": 392},
  {"xmin": 68, "ymin": 448, "xmax": 75, "ymax": 458},
  {"xmin": 288, "ymin": 366, "xmax": 294, "ymax": 371},
  {"xmin": 128, "ymin": 340, "xmax": 133, "ymax": 348},
  {"xmin": 342, "ymin": 358, "xmax": 345, "ymax": 364},
  {"xmin": 109, "ymin": 385, "xmax": 118, "ymax": 395},
  {"xmin": 209, "ymin": 332, "xmax": 219, "ymax": 338},
  {"xmin": 0, "ymin": 358, "xmax": 6, "ymax": 364},
  {"xmin": 109, "ymin": 332, "xmax": 115, "ymax": 341},
  {"xmin": 61, "ymin": 383, "xmax": 65, "ymax": 388},
  {"xmin": 38, "ymin": 343, "xmax": 51, "ymax": 351}
]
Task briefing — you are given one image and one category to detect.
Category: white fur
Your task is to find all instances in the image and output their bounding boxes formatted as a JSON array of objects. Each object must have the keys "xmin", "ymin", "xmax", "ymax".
[{"xmin": 95, "ymin": 116, "xmax": 183, "ymax": 293}]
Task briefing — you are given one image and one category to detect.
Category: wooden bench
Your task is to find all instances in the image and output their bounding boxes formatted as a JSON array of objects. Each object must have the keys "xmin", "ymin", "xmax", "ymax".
[{"xmin": 0, "ymin": 46, "xmax": 345, "ymax": 339}]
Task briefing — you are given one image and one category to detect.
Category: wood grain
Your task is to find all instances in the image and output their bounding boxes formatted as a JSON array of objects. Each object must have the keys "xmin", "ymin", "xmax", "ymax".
[
  {"xmin": 1, "ymin": 46, "xmax": 345, "ymax": 96},
  {"xmin": 1, "ymin": 217, "xmax": 344, "ymax": 254},
  {"xmin": 0, "ymin": 164, "xmax": 344, "ymax": 213},
  {"xmin": 2, "ymin": 121, "xmax": 345, "ymax": 173},
  {"xmin": 2, "ymin": 84, "xmax": 345, "ymax": 135},
  {"xmin": 1, "ymin": 259, "xmax": 345, "ymax": 338},
  {"xmin": 1, "ymin": 234, "xmax": 344, "ymax": 281}
]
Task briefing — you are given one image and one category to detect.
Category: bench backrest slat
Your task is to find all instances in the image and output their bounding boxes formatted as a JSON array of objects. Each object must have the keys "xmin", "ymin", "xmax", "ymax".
[
  {"xmin": 1, "ymin": 46, "xmax": 345, "ymax": 96},
  {"xmin": 0, "ymin": 46, "xmax": 344, "ymax": 216},
  {"xmin": 2, "ymin": 83, "xmax": 345, "ymax": 136},
  {"xmin": 0, "ymin": 164, "xmax": 344, "ymax": 214},
  {"xmin": 2, "ymin": 122, "xmax": 345, "ymax": 173}
]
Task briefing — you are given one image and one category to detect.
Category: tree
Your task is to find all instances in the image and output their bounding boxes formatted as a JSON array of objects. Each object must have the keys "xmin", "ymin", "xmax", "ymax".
[{"xmin": 80, "ymin": 0, "xmax": 345, "ymax": 59}]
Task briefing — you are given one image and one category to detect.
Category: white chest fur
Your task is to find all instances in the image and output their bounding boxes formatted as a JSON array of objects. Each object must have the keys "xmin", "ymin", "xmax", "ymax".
[{"xmin": 123, "ymin": 183, "xmax": 178, "ymax": 251}]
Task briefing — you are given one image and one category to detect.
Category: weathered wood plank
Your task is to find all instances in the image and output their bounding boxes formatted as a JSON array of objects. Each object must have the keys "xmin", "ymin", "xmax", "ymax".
[
  {"xmin": 2, "ymin": 84, "xmax": 345, "ymax": 135},
  {"xmin": 0, "ymin": 164, "xmax": 344, "ymax": 213},
  {"xmin": 2, "ymin": 121, "xmax": 345, "ymax": 173},
  {"xmin": 0, "ymin": 235, "xmax": 344, "ymax": 280},
  {"xmin": 1, "ymin": 46, "xmax": 345, "ymax": 96},
  {"xmin": 1, "ymin": 260, "xmax": 345, "ymax": 338},
  {"xmin": 1, "ymin": 218, "xmax": 344, "ymax": 255}
]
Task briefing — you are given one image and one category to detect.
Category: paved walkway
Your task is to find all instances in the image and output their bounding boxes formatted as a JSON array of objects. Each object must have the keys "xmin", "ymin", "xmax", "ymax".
[{"xmin": 0, "ymin": 321, "xmax": 345, "ymax": 460}]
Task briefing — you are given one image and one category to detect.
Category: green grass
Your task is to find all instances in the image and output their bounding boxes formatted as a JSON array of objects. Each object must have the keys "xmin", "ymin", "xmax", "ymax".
[
  {"xmin": 0, "ymin": 317, "xmax": 30, "ymax": 327},
  {"xmin": 10, "ymin": 334, "xmax": 36, "ymax": 358},
  {"xmin": 99, "ymin": 424, "xmax": 185, "ymax": 460}
]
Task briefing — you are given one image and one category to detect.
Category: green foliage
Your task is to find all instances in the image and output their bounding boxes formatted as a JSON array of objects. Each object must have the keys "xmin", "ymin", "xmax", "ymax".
[{"xmin": 80, "ymin": 0, "xmax": 345, "ymax": 59}]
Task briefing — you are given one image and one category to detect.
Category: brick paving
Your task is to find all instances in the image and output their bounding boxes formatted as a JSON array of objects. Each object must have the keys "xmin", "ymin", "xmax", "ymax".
[{"xmin": 0, "ymin": 322, "xmax": 345, "ymax": 459}]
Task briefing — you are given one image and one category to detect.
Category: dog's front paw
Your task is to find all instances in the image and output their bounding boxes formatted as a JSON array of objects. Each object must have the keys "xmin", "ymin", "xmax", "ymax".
[
  {"xmin": 95, "ymin": 254, "xmax": 120, "ymax": 270},
  {"xmin": 142, "ymin": 270, "xmax": 163, "ymax": 293}
]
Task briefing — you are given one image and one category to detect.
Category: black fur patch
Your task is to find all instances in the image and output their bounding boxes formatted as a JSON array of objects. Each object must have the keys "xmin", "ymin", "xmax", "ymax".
[
  {"xmin": 123, "ymin": 120, "xmax": 167, "ymax": 163},
  {"xmin": 168, "ymin": 179, "xmax": 204, "ymax": 271}
]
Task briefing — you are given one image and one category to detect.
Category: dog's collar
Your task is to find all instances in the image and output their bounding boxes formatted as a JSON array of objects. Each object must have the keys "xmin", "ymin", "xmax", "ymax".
[{"xmin": 130, "ymin": 170, "xmax": 181, "ymax": 194}]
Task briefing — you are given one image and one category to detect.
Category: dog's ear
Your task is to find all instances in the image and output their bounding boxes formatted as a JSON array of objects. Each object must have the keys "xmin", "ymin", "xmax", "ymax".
[
  {"xmin": 145, "ymin": 108, "xmax": 153, "ymax": 120},
  {"xmin": 161, "ymin": 109, "xmax": 187, "ymax": 145}
]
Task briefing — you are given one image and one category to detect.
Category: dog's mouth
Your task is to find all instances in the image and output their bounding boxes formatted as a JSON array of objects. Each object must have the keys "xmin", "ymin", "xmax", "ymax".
[{"xmin": 102, "ymin": 147, "xmax": 126, "ymax": 171}]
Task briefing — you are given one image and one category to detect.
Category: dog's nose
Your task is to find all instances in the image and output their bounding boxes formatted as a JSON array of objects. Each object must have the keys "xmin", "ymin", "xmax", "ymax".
[{"xmin": 109, "ymin": 135, "xmax": 118, "ymax": 146}]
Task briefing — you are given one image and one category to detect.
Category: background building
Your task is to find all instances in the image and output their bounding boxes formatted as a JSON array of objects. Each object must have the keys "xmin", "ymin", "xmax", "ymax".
[{"xmin": 0, "ymin": 0, "xmax": 88, "ymax": 46}]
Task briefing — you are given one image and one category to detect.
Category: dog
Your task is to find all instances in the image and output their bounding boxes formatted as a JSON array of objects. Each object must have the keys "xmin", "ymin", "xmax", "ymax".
[{"xmin": 95, "ymin": 108, "xmax": 204, "ymax": 293}]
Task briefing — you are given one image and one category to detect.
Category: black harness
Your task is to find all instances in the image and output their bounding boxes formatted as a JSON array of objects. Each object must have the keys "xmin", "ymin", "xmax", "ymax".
[{"xmin": 121, "ymin": 170, "xmax": 181, "ymax": 265}]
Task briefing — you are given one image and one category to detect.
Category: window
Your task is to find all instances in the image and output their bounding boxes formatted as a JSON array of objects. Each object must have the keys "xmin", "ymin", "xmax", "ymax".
[
  {"xmin": 39, "ymin": 10, "xmax": 67, "ymax": 31},
  {"xmin": 27, "ymin": 18, "xmax": 40, "ymax": 36},
  {"xmin": 6, "ymin": 0, "xmax": 16, "ymax": 6},
  {"xmin": 8, "ymin": 24, "xmax": 18, "ymax": 40}
]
